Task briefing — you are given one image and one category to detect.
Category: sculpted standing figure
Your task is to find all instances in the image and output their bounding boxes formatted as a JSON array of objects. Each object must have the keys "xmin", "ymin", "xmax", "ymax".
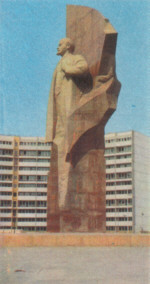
[
  {"xmin": 46, "ymin": 38, "xmax": 89, "ymax": 142},
  {"xmin": 46, "ymin": 38, "xmax": 89, "ymax": 210}
]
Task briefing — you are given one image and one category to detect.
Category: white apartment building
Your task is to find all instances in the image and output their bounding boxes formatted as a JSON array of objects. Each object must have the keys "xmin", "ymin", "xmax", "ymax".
[
  {"xmin": 0, "ymin": 131, "xmax": 149, "ymax": 233},
  {"xmin": 0, "ymin": 136, "xmax": 51, "ymax": 232},
  {"xmin": 105, "ymin": 131, "xmax": 150, "ymax": 233}
]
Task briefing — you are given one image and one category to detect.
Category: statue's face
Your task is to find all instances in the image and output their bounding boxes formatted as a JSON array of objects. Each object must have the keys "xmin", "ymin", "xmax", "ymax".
[{"xmin": 57, "ymin": 39, "xmax": 69, "ymax": 56}]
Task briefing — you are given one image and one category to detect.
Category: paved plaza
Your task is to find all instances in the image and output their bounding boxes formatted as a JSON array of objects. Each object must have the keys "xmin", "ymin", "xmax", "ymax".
[{"xmin": 0, "ymin": 247, "xmax": 149, "ymax": 284}]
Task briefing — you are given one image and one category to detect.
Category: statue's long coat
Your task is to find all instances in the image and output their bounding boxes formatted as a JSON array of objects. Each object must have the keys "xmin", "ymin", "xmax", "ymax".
[{"xmin": 46, "ymin": 53, "xmax": 88, "ymax": 143}]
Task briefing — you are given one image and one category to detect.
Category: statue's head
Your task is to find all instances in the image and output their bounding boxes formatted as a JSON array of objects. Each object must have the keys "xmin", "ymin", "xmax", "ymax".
[{"xmin": 57, "ymin": 38, "xmax": 75, "ymax": 56}]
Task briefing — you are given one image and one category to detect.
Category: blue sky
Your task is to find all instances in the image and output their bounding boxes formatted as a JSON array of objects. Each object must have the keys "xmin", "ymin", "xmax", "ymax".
[{"xmin": 0, "ymin": 0, "xmax": 149, "ymax": 137}]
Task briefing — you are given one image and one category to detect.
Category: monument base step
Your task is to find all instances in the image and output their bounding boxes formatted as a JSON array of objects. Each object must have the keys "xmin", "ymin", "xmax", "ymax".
[{"xmin": 0, "ymin": 233, "xmax": 149, "ymax": 247}]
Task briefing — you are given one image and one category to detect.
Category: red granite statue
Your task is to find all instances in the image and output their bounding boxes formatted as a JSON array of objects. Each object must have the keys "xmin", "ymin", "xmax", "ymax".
[{"xmin": 46, "ymin": 5, "xmax": 121, "ymax": 232}]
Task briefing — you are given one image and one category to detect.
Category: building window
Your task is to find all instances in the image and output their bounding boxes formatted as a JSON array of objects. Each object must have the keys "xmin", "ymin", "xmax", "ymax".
[
  {"xmin": 19, "ymin": 158, "xmax": 37, "ymax": 162},
  {"xmin": 106, "ymin": 217, "xmax": 115, "ymax": 221},
  {"xmin": 106, "ymin": 191, "xmax": 116, "ymax": 195},
  {"xmin": 106, "ymin": 226, "xmax": 115, "ymax": 231},
  {"xmin": 20, "ymin": 142, "xmax": 37, "ymax": 145},
  {"xmin": 0, "ymin": 226, "xmax": 11, "ymax": 229},
  {"xmin": 128, "ymin": 208, "xmax": 132, "ymax": 212},
  {"xmin": 0, "ymin": 141, "xmax": 12, "ymax": 145},
  {"xmin": 19, "ymin": 175, "xmax": 48, "ymax": 182},
  {"xmin": 116, "ymin": 190, "xmax": 132, "ymax": 195},
  {"xmin": 37, "ymin": 176, "xmax": 47, "ymax": 181},
  {"xmin": 18, "ymin": 201, "xmax": 36, "ymax": 207},
  {"xmin": 117, "ymin": 217, "xmax": 128, "ymax": 221},
  {"xmin": 106, "ymin": 200, "xmax": 115, "ymax": 206},
  {"xmin": 106, "ymin": 208, "xmax": 115, "ymax": 212},
  {"xmin": 19, "ymin": 175, "xmax": 37, "ymax": 181},
  {"xmin": 105, "ymin": 139, "xmax": 115, "ymax": 143},
  {"xmin": 18, "ymin": 218, "xmax": 46, "ymax": 222},
  {"xmin": 18, "ymin": 209, "xmax": 47, "ymax": 213},
  {"xmin": 37, "ymin": 159, "xmax": 50, "ymax": 163},
  {"xmin": 20, "ymin": 150, "xmax": 38, "ymax": 156},
  {"xmin": 0, "ymin": 209, "xmax": 11, "ymax": 213},
  {"xmin": 45, "ymin": 142, "xmax": 52, "ymax": 146},
  {"xmin": 116, "ymin": 163, "xmax": 131, "ymax": 168},
  {"xmin": 116, "ymin": 146, "xmax": 131, "ymax": 153},
  {"xmin": 116, "ymin": 208, "xmax": 128, "ymax": 212},
  {"xmin": 37, "ymin": 201, "xmax": 47, "ymax": 207},
  {"xmin": 118, "ymin": 227, "xmax": 128, "ymax": 231},
  {"xmin": 105, "ymin": 148, "xmax": 115, "ymax": 154},
  {"xmin": 128, "ymin": 217, "xmax": 132, "ymax": 221},
  {"xmin": 115, "ymin": 181, "xmax": 132, "ymax": 186},
  {"xmin": 19, "ymin": 167, "xmax": 36, "ymax": 171},
  {"xmin": 106, "ymin": 165, "xmax": 115, "ymax": 169},
  {"xmin": 116, "ymin": 172, "xmax": 132, "ymax": 179},
  {"xmin": 18, "ymin": 209, "xmax": 35, "ymax": 213},
  {"xmin": 116, "ymin": 154, "xmax": 131, "ymax": 159},
  {"xmin": 0, "ymin": 192, "xmax": 12, "ymax": 196},
  {"xmin": 37, "ymin": 209, "xmax": 47, "ymax": 213},
  {"xmin": 0, "ymin": 183, "xmax": 12, "ymax": 187},
  {"xmin": 0, "ymin": 201, "xmax": 12, "ymax": 206},
  {"xmin": 0, "ymin": 166, "xmax": 12, "ymax": 170},
  {"xmin": 37, "ymin": 184, "xmax": 47, "ymax": 188},
  {"xmin": 38, "ymin": 151, "xmax": 50, "ymax": 157},
  {"xmin": 18, "ymin": 183, "xmax": 47, "ymax": 188},
  {"xmin": 0, "ymin": 150, "xmax": 13, "ymax": 155},
  {"xmin": 116, "ymin": 137, "xmax": 131, "ymax": 142},
  {"xmin": 116, "ymin": 199, "xmax": 127, "ymax": 205},
  {"xmin": 0, "ymin": 218, "xmax": 11, "ymax": 222},
  {"xmin": 18, "ymin": 192, "xmax": 47, "ymax": 196},
  {"xmin": 106, "ymin": 182, "xmax": 116, "ymax": 186},
  {"xmin": 18, "ymin": 201, "xmax": 47, "ymax": 207},
  {"xmin": 105, "ymin": 156, "xmax": 116, "ymax": 160},
  {"xmin": 17, "ymin": 227, "xmax": 46, "ymax": 231},
  {"xmin": 0, "ymin": 175, "xmax": 12, "ymax": 181},
  {"xmin": 106, "ymin": 173, "xmax": 115, "ymax": 180},
  {"xmin": 0, "ymin": 158, "xmax": 13, "ymax": 162},
  {"xmin": 37, "ymin": 167, "xmax": 49, "ymax": 171}
]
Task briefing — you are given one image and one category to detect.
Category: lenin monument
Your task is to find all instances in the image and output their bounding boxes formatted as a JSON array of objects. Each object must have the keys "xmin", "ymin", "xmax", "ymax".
[{"xmin": 46, "ymin": 5, "xmax": 121, "ymax": 232}]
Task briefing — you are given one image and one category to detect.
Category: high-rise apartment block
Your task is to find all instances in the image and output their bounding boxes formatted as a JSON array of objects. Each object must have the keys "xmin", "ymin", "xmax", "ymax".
[
  {"xmin": 0, "ymin": 131, "xmax": 149, "ymax": 233},
  {"xmin": 105, "ymin": 131, "xmax": 150, "ymax": 233},
  {"xmin": 0, "ymin": 136, "xmax": 51, "ymax": 232}
]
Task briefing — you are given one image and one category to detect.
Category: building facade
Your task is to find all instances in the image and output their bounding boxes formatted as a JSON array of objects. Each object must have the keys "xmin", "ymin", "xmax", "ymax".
[
  {"xmin": 0, "ymin": 136, "xmax": 51, "ymax": 232},
  {"xmin": 0, "ymin": 131, "xmax": 149, "ymax": 233},
  {"xmin": 105, "ymin": 131, "xmax": 150, "ymax": 233}
]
